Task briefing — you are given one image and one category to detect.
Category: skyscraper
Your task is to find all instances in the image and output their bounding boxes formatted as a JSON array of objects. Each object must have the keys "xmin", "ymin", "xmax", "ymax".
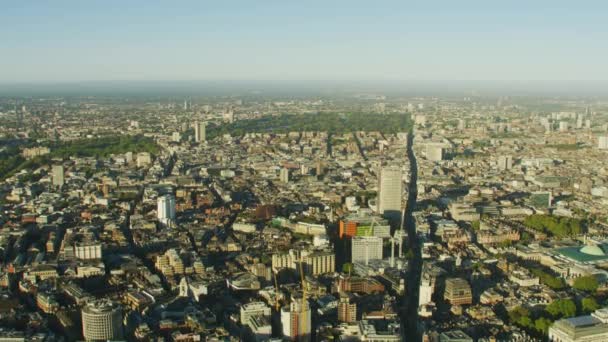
[
  {"xmin": 157, "ymin": 194, "xmax": 176, "ymax": 227},
  {"xmin": 194, "ymin": 121, "xmax": 206, "ymax": 143},
  {"xmin": 81, "ymin": 300, "xmax": 123, "ymax": 341},
  {"xmin": 599, "ymin": 136, "xmax": 608, "ymax": 150},
  {"xmin": 377, "ymin": 166, "xmax": 402, "ymax": 220},
  {"xmin": 281, "ymin": 296, "xmax": 311, "ymax": 341},
  {"xmin": 52, "ymin": 165, "xmax": 64, "ymax": 188}
]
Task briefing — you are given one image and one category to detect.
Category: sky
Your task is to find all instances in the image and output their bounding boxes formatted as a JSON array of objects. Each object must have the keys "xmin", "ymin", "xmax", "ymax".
[{"xmin": 1, "ymin": 0, "xmax": 607, "ymax": 83}]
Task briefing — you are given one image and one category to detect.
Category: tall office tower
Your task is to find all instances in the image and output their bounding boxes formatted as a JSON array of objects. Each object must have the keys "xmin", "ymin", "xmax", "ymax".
[
  {"xmin": 81, "ymin": 300, "xmax": 123, "ymax": 341},
  {"xmin": 599, "ymin": 136, "xmax": 608, "ymax": 150},
  {"xmin": 52, "ymin": 165, "xmax": 64, "ymax": 188},
  {"xmin": 426, "ymin": 145, "xmax": 443, "ymax": 162},
  {"xmin": 337, "ymin": 294, "xmax": 357, "ymax": 323},
  {"xmin": 351, "ymin": 236, "xmax": 383, "ymax": 264},
  {"xmin": 559, "ymin": 121, "xmax": 569, "ymax": 132},
  {"xmin": 377, "ymin": 166, "xmax": 402, "ymax": 220},
  {"xmin": 577, "ymin": 114, "xmax": 584, "ymax": 129},
  {"xmin": 457, "ymin": 119, "xmax": 466, "ymax": 131},
  {"xmin": 497, "ymin": 155, "xmax": 513, "ymax": 171},
  {"xmin": 194, "ymin": 121, "xmax": 206, "ymax": 143},
  {"xmin": 280, "ymin": 167, "xmax": 290, "ymax": 183},
  {"xmin": 157, "ymin": 194, "xmax": 176, "ymax": 227},
  {"xmin": 281, "ymin": 296, "xmax": 311, "ymax": 341}
]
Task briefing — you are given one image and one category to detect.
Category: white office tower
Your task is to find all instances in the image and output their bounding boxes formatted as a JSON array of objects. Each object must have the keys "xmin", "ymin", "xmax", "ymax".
[
  {"xmin": 426, "ymin": 144, "xmax": 443, "ymax": 162},
  {"xmin": 281, "ymin": 296, "xmax": 311, "ymax": 341},
  {"xmin": 351, "ymin": 236, "xmax": 383, "ymax": 264},
  {"xmin": 577, "ymin": 115, "xmax": 584, "ymax": 129},
  {"xmin": 280, "ymin": 167, "xmax": 290, "ymax": 183},
  {"xmin": 81, "ymin": 300, "xmax": 123, "ymax": 341},
  {"xmin": 497, "ymin": 155, "xmax": 513, "ymax": 171},
  {"xmin": 377, "ymin": 166, "xmax": 402, "ymax": 217},
  {"xmin": 194, "ymin": 121, "xmax": 206, "ymax": 143},
  {"xmin": 172, "ymin": 132, "xmax": 181, "ymax": 142},
  {"xmin": 599, "ymin": 136, "xmax": 608, "ymax": 150},
  {"xmin": 559, "ymin": 121, "xmax": 569, "ymax": 132},
  {"xmin": 52, "ymin": 165, "xmax": 65, "ymax": 188},
  {"xmin": 419, "ymin": 277, "xmax": 433, "ymax": 307},
  {"xmin": 157, "ymin": 194, "xmax": 176, "ymax": 227}
]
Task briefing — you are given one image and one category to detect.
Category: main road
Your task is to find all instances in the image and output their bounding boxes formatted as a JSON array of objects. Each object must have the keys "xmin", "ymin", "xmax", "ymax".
[{"xmin": 403, "ymin": 132, "xmax": 422, "ymax": 342}]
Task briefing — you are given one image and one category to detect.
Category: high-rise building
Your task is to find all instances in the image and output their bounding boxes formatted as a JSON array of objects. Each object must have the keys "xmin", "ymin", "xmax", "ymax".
[
  {"xmin": 281, "ymin": 296, "xmax": 311, "ymax": 341},
  {"xmin": 280, "ymin": 167, "xmax": 290, "ymax": 183},
  {"xmin": 52, "ymin": 165, "xmax": 64, "ymax": 188},
  {"xmin": 377, "ymin": 166, "xmax": 402, "ymax": 219},
  {"xmin": 426, "ymin": 144, "xmax": 444, "ymax": 161},
  {"xmin": 337, "ymin": 294, "xmax": 357, "ymax": 323},
  {"xmin": 157, "ymin": 194, "xmax": 176, "ymax": 227},
  {"xmin": 444, "ymin": 278, "xmax": 472, "ymax": 306},
  {"xmin": 497, "ymin": 155, "xmax": 513, "ymax": 171},
  {"xmin": 559, "ymin": 121, "xmax": 569, "ymax": 132},
  {"xmin": 194, "ymin": 121, "xmax": 206, "ymax": 143},
  {"xmin": 81, "ymin": 300, "xmax": 123, "ymax": 341},
  {"xmin": 599, "ymin": 136, "xmax": 608, "ymax": 150},
  {"xmin": 351, "ymin": 236, "xmax": 383, "ymax": 264}
]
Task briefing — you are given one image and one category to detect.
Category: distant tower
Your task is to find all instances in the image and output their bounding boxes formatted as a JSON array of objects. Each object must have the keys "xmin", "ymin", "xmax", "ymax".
[
  {"xmin": 52, "ymin": 165, "xmax": 64, "ymax": 188},
  {"xmin": 194, "ymin": 121, "xmax": 206, "ymax": 143},
  {"xmin": 280, "ymin": 168, "xmax": 290, "ymax": 183},
  {"xmin": 81, "ymin": 300, "xmax": 123, "ymax": 341},
  {"xmin": 377, "ymin": 166, "xmax": 402, "ymax": 221},
  {"xmin": 337, "ymin": 294, "xmax": 357, "ymax": 323},
  {"xmin": 497, "ymin": 155, "xmax": 513, "ymax": 171},
  {"xmin": 157, "ymin": 194, "xmax": 176, "ymax": 227}
]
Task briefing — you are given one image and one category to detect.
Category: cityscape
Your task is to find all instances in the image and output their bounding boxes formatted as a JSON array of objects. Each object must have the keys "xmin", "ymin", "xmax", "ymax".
[{"xmin": 2, "ymin": 1, "xmax": 608, "ymax": 342}]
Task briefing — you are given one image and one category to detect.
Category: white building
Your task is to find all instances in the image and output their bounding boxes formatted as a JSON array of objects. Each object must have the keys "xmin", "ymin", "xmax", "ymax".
[
  {"xmin": 157, "ymin": 194, "xmax": 176, "ymax": 227},
  {"xmin": 426, "ymin": 144, "xmax": 444, "ymax": 162},
  {"xmin": 377, "ymin": 166, "xmax": 402, "ymax": 217},
  {"xmin": 549, "ymin": 308, "xmax": 608, "ymax": 342},
  {"xmin": 351, "ymin": 236, "xmax": 383, "ymax": 264},
  {"xmin": 240, "ymin": 302, "xmax": 271, "ymax": 325}
]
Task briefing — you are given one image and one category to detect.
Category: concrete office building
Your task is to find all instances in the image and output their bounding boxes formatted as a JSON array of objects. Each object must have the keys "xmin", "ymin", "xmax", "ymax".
[
  {"xmin": 351, "ymin": 236, "xmax": 383, "ymax": 264},
  {"xmin": 377, "ymin": 166, "xmax": 402, "ymax": 221},
  {"xmin": 81, "ymin": 300, "xmax": 123, "ymax": 341}
]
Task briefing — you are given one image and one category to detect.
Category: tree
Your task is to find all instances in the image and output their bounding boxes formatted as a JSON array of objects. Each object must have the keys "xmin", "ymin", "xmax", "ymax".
[
  {"xmin": 573, "ymin": 276, "xmax": 599, "ymax": 292},
  {"xmin": 534, "ymin": 317, "xmax": 552, "ymax": 334},
  {"xmin": 546, "ymin": 298, "xmax": 576, "ymax": 318},
  {"xmin": 582, "ymin": 297, "xmax": 600, "ymax": 313},
  {"xmin": 509, "ymin": 306, "xmax": 533, "ymax": 328}
]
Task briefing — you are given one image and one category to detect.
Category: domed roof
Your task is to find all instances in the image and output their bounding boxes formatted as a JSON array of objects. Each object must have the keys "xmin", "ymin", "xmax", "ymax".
[{"xmin": 581, "ymin": 245, "xmax": 606, "ymax": 256}]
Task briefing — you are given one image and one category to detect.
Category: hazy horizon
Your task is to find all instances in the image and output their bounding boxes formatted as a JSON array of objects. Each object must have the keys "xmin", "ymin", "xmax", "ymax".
[{"xmin": 2, "ymin": 1, "xmax": 607, "ymax": 83}]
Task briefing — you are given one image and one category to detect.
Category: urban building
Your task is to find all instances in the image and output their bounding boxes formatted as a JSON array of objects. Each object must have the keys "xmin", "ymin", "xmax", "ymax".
[
  {"xmin": 444, "ymin": 278, "xmax": 472, "ymax": 306},
  {"xmin": 81, "ymin": 300, "xmax": 124, "ymax": 341},
  {"xmin": 157, "ymin": 194, "xmax": 176, "ymax": 227},
  {"xmin": 351, "ymin": 236, "xmax": 383, "ymax": 264}
]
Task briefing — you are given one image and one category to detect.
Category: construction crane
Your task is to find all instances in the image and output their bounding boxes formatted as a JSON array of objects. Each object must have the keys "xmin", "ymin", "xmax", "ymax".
[
  {"xmin": 298, "ymin": 254, "xmax": 308, "ymax": 342},
  {"xmin": 272, "ymin": 267, "xmax": 280, "ymax": 311}
]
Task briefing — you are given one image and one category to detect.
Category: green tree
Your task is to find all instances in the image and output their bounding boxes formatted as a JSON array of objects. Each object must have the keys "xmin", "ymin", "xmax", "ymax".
[
  {"xmin": 582, "ymin": 297, "xmax": 600, "ymax": 313},
  {"xmin": 534, "ymin": 317, "xmax": 552, "ymax": 334},
  {"xmin": 573, "ymin": 276, "xmax": 599, "ymax": 292},
  {"xmin": 546, "ymin": 299, "xmax": 577, "ymax": 318}
]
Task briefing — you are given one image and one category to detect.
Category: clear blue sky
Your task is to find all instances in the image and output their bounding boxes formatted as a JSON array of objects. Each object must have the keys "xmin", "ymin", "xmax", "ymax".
[{"xmin": 1, "ymin": 0, "xmax": 606, "ymax": 82}]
